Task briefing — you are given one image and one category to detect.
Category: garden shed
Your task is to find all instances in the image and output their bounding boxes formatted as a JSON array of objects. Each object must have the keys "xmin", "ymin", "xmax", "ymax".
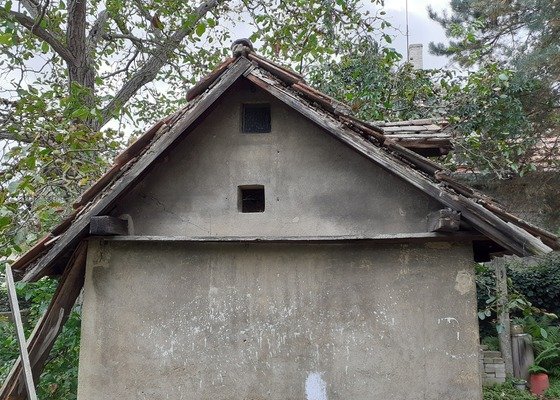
[{"xmin": 2, "ymin": 40, "xmax": 559, "ymax": 400}]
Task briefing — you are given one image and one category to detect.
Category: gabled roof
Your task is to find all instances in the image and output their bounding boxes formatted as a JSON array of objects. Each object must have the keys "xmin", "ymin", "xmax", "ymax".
[{"xmin": 11, "ymin": 46, "xmax": 559, "ymax": 282}]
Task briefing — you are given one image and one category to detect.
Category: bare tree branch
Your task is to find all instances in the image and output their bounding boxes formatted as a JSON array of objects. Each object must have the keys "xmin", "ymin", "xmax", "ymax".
[
  {"xmin": 0, "ymin": 8, "xmax": 76, "ymax": 65},
  {"xmin": 99, "ymin": 0, "xmax": 222, "ymax": 127},
  {"xmin": 100, "ymin": 49, "xmax": 139, "ymax": 79}
]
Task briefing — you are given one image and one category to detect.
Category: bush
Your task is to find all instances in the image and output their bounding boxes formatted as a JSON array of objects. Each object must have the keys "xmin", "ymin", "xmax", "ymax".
[
  {"xmin": 483, "ymin": 381, "xmax": 535, "ymax": 400},
  {"xmin": 508, "ymin": 253, "xmax": 560, "ymax": 316},
  {"xmin": 0, "ymin": 279, "xmax": 81, "ymax": 399},
  {"xmin": 476, "ymin": 254, "xmax": 560, "ymax": 340},
  {"xmin": 546, "ymin": 376, "xmax": 560, "ymax": 398}
]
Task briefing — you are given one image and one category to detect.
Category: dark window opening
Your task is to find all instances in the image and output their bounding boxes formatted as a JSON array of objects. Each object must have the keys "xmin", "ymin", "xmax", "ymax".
[
  {"xmin": 242, "ymin": 104, "xmax": 271, "ymax": 133},
  {"xmin": 239, "ymin": 185, "xmax": 265, "ymax": 213}
]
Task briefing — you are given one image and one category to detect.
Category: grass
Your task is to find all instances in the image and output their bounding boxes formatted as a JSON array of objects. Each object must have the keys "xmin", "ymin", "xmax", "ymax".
[
  {"xmin": 546, "ymin": 376, "xmax": 560, "ymax": 398},
  {"xmin": 483, "ymin": 377, "xmax": 560, "ymax": 400}
]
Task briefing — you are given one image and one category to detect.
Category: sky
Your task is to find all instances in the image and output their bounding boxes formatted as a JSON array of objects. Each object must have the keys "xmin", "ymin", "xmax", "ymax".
[
  {"xmin": 381, "ymin": 0, "xmax": 451, "ymax": 69},
  {"xmin": 229, "ymin": 0, "xmax": 452, "ymax": 70}
]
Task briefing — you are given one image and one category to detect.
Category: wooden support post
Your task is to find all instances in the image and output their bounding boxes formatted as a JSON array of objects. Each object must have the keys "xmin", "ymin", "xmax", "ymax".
[
  {"xmin": 512, "ymin": 333, "xmax": 534, "ymax": 381},
  {"xmin": 427, "ymin": 209, "xmax": 461, "ymax": 232},
  {"xmin": 0, "ymin": 241, "xmax": 88, "ymax": 400},
  {"xmin": 495, "ymin": 259, "xmax": 514, "ymax": 377},
  {"xmin": 4, "ymin": 266, "xmax": 37, "ymax": 400},
  {"xmin": 90, "ymin": 216, "xmax": 129, "ymax": 236}
]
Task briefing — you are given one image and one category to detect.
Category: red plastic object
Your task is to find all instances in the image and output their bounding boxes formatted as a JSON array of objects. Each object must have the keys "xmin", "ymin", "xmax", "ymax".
[{"xmin": 530, "ymin": 373, "xmax": 550, "ymax": 396}]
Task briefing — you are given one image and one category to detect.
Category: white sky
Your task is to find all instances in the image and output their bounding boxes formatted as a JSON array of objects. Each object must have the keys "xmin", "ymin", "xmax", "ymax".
[{"xmin": 382, "ymin": 0, "xmax": 451, "ymax": 69}]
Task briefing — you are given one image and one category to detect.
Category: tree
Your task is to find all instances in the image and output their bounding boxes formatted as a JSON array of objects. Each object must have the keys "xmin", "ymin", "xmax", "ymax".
[
  {"xmin": 428, "ymin": 0, "xmax": 560, "ymax": 174},
  {"xmin": 310, "ymin": 38, "xmax": 541, "ymax": 177},
  {"xmin": 309, "ymin": 38, "xmax": 452, "ymax": 122}
]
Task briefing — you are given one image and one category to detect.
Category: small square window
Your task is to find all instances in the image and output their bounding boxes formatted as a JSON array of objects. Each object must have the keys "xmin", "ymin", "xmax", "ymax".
[
  {"xmin": 242, "ymin": 104, "xmax": 271, "ymax": 133},
  {"xmin": 239, "ymin": 185, "xmax": 265, "ymax": 213}
]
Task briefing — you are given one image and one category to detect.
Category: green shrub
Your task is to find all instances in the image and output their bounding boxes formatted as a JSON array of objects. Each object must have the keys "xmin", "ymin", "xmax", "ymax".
[
  {"xmin": 483, "ymin": 381, "xmax": 535, "ymax": 400},
  {"xmin": 0, "ymin": 279, "xmax": 81, "ymax": 399},
  {"xmin": 508, "ymin": 253, "xmax": 560, "ymax": 316},
  {"xmin": 481, "ymin": 336, "xmax": 500, "ymax": 351},
  {"xmin": 546, "ymin": 376, "xmax": 560, "ymax": 398}
]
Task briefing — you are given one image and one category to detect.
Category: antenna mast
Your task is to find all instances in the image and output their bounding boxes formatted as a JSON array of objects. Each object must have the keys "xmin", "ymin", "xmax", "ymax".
[{"xmin": 405, "ymin": 0, "xmax": 410, "ymax": 61}]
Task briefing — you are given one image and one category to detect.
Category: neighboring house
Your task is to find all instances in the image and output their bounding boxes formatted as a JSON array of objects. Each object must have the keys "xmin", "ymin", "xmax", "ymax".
[{"xmin": 2, "ymin": 40, "xmax": 559, "ymax": 400}]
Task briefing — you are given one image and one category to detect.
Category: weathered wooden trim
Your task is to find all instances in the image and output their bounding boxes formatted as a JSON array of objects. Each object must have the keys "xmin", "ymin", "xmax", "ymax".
[
  {"xmin": 383, "ymin": 139, "xmax": 445, "ymax": 177},
  {"xmin": 338, "ymin": 113, "xmax": 385, "ymax": 135},
  {"xmin": 72, "ymin": 163, "xmax": 124, "ymax": 209},
  {"xmin": 292, "ymin": 82, "xmax": 338, "ymax": 113},
  {"xmin": 294, "ymin": 82, "xmax": 348, "ymax": 110},
  {"xmin": 427, "ymin": 209, "xmax": 461, "ymax": 232},
  {"xmin": 246, "ymin": 69, "xmax": 552, "ymax": 256},
  {"xmin": 113, "ymin": 119, "xmax": 166, "ymax": 165},
  {"xmin": 90, "ymin": 216, "xmax": 129, "ymax": 236},
  {"xmin": 4, "ymin": 266, "xmax": 37, "ymax": 400},
  {"xmin": 9, "ymin": 235, "xmax": 53, "ymax": 272},
  {"xmin": 479, "ymin": 200, "xmax": 560, "ymax": 248},
  {"xmin": 0, "ymin": 242, "xmax": 87, "ymax": 400},
  {"xmin": 186, "ymin": 57, "xmax": 234, "ymax": 101},
  {"xmin": 247, "ymin": 53, "xmax": 301, "ymax": 85},
  {"xmin": 338, "ymin": 115, "xmax": 385, "ymax": 142},
  {"xmin": 103, "ymin": 232, "xmax": 484, "ymax": 243},
  {"xmin": 21, "ymin": 57, "xmax": 253, "ymax": 282},
  {"xmin": 247, "ymin": 53, "xmax": 304, "ymax": 80}
]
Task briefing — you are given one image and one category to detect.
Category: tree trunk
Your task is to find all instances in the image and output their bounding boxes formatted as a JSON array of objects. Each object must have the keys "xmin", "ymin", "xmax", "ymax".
[{"xmin": 66, "ymin": 0, "xmax": 96, "ymax": 127}]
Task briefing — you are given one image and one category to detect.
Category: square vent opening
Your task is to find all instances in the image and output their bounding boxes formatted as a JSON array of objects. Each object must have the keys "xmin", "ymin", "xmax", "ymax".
[
  {"xmin": 239, "ymin": 185, "xmax": 265, "ymax": 213},
  {"xmin": 242, "ymin": 104, "xmax": 271, "ymax": 133}
]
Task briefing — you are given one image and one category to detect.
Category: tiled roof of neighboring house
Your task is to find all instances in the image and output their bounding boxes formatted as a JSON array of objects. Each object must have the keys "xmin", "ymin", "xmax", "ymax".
[
  {"xmin": 531, "ymin": 136, "xmax": 560, "ymax": 170},
  {"xmin": 10, "ymin": 44, "xmax": 560, "ymax": 283},
  {"xmin": 373, "ymin": 119, "xmax": 452, "ymax": 157}
]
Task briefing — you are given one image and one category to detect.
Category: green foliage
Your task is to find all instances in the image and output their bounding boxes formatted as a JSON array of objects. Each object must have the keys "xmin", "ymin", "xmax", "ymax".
[
  {"xmin": 530, "ymin": 343, "xmax": 560, "ymax": 376},
  {"xmin": 445, "ymin": 64, "xmax": 539, "ymax": 178},
  {"xmin": 309, "ymin": 38, "xmax": 450, "ymax": 122},
  {"xmin": 481, "ymin": 336, "xmax": 500, "ymax": 352},
  {"xmin": 0, "ymin": 279, "xmax": 81, "ymax": 399},
  {"xmin": 508, "ymin": 253, "xmax": 560, "ymax": 317},
  {"xmin": 546, "ymin": 376, "xmax": 560, "ymax": 398},
  {"xmin": 0, "ymin": 124, "xmax": 121, "ymax": 269},
  {"xmin": 482, "ymin": 381, "xmax": 535, "ymax": 400},
  {"xmin": 517, "ymin": 314, "xmax": 560, "ymax": 378},
  {"xmin": 475, "ymin": 262, "xmax": 535, "ymax": 338},
  {"xmin": 429, "ymin": 0, "xmax": 560, "ymax": 173},
  {"xmin": 311, "ymin": 38, "xmax": 543, "ymax": 177}
]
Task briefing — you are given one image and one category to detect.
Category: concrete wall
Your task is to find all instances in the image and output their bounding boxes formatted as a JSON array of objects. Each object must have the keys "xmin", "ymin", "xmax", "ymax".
[
  {"xmin": 114, "ymin": 79, "xmax": 442, "ymax": 237},
  {"xmin": 78, "ymin": 239, "xmax": 481, "ymax": 400}
]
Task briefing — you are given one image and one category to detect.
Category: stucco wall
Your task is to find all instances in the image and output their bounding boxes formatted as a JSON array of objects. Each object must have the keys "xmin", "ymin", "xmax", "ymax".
[
  {"xmin": 114, "ymin": 79, "xmax": 442, "ymax": 237},
  {"xmin": 78, "ymin": 239, "xmax": 481, "ymax": 400}
]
